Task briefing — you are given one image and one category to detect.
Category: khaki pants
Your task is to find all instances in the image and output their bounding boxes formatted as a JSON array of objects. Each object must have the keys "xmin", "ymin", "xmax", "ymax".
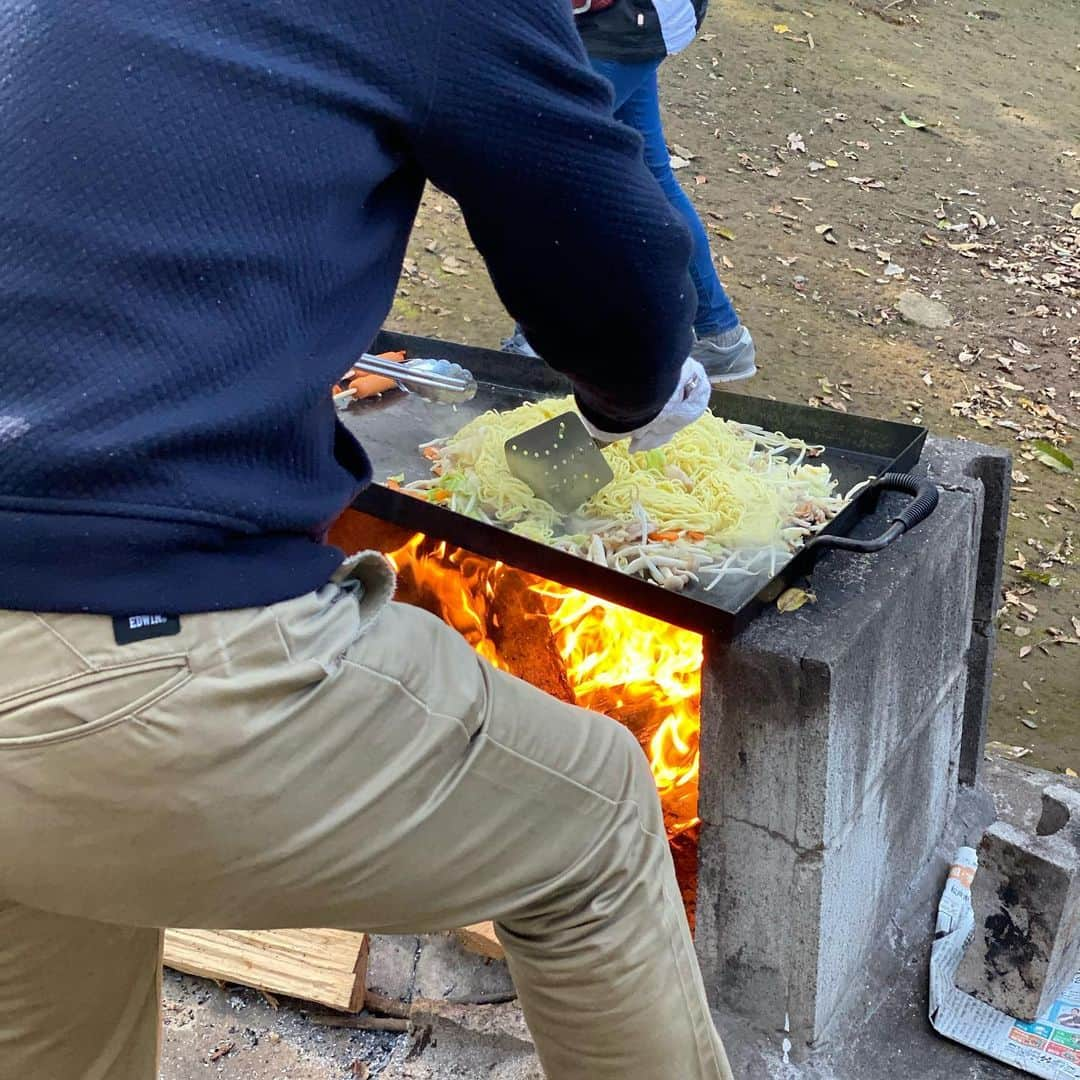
[{"xmin": 0, "ymin": 554, "xmax": 732, "ymax": 1080}]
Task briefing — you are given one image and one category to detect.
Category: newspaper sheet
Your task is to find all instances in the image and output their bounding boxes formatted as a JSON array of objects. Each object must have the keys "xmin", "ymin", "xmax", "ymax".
[{"xmin": 931, "ymin": 847, "xmax": 1080, "ymax": 1078}]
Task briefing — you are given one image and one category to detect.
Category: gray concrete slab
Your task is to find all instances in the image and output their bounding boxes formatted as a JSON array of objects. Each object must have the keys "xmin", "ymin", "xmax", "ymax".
[
  {"xmin": 411, "ymin": 932, "xmax": 517, "ymax": 1004},
  {"xmin": 366, "ymin": 935, "xmax": 421, "ymax": 1001}
]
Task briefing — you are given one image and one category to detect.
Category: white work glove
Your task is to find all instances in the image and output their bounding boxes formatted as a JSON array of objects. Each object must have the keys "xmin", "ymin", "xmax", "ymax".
[{"xmin": 580, "ymin": 358, "xmax": 710, "ymax": 453}]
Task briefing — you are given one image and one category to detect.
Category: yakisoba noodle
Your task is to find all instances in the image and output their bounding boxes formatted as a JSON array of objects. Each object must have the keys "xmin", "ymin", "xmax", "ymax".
[{"xmin": 400, "ymin": 396, "xmax": 850, "ymax": 591}]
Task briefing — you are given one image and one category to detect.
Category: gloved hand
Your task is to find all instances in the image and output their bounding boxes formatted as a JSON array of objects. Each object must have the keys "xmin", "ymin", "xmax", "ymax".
[{"xmin": 580, "ymin": 358, "xmax": 710, "ymax": 452}]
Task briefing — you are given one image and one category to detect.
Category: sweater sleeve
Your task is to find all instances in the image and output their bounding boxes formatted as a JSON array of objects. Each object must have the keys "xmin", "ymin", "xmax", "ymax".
[{"xmin": 407, "ymin": 1, "xmax": 696, "ymax": 432}]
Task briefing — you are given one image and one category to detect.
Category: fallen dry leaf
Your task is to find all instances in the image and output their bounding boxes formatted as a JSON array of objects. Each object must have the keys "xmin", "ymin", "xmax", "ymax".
[
  {"xmin": 440, "ymin": 255, "xmax": 468, "ymax": 276},
  {"xmin": 777, "ymin": 587, "xmax": 816, "ymax": 613},
  {"xmin": 845, "ymin": 176, "xmax": 885, "ymax": 190}
]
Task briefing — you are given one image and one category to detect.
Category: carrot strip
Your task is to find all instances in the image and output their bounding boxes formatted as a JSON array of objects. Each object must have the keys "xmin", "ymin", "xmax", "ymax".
[{"xmin": 336, "ymin": 351, "xmax": 409, "ymax": 401}]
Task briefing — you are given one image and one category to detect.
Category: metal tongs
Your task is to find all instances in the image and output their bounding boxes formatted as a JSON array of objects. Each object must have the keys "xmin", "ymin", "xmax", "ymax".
[{"xmin": 337, "ymin": 354, "xmax": 478, "ymax": 407}]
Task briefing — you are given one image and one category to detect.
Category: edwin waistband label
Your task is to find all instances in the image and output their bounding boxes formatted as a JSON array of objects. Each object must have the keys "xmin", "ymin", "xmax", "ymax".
[{"xmin": 112, "ymin": 614, "xmax": 181, "ymax": 645}]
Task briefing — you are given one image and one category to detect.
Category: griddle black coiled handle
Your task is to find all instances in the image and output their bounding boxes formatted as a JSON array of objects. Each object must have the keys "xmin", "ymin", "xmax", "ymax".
[{"xmin": 815, "ymin": 472, "xmax": 939, "ymax": 554}]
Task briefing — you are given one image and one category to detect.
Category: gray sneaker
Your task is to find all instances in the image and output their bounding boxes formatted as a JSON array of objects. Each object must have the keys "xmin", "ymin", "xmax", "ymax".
[
  {"xmin": 500, "ymin": 327, "xmax": 539, "ymax": 358},
  {"xmin": 690, "ymin": 326, "xmax": 757, "ymax": 383}
]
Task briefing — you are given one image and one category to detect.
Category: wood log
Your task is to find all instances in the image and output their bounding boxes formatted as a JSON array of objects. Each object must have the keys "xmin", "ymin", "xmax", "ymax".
[
  {"xmin": 163, "ymin": 928, "xmax": 368, "ymax": 1013},
  {"xmin": 307, "ymin": 1013, "xmax": 409, "ymax": 1033},
  {"xmin": 670, "ymin": 826, "xmax": 699, "ymax": 931},
  {"xmin": 361, "ymin": 988, "xmax": 411, "ymax": 1019},
  {"xmin": 489, "ymin": 572, "xmax": 576, "ymax": 704},
  {"xmin": 454, "ymin": 922, "xmax": 505, "ymax": 962}
]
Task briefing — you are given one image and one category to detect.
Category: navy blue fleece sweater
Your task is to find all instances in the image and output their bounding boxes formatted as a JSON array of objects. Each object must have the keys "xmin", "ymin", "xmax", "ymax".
[{"xmin": 0, "ymin": 0, "xmax": 694, "ymax": 615}]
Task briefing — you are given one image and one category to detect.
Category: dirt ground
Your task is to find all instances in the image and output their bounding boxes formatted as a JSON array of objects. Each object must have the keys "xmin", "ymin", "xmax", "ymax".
[{"xmin": 386, "ymin": 0, "xmax": 1079, "ymax": 771}]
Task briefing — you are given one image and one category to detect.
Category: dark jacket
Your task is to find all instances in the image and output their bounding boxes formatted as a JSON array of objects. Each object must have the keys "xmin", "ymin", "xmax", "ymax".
[
  {"xmin": 578, "ymin": 0, "xmax": 709, "ymax": 63},
  {"xmin": 0, "ymin": 0, "xmax": 695, "ymax": 615}
]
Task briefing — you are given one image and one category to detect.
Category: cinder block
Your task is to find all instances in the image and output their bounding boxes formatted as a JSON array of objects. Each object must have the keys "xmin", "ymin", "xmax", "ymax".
[
  {"xmin": 922, "ymin": 436, "xmax": 1011, "ymax": 628},
  {"xmin": 960, "ymin": 624, "xmax": 995, "ymax": 786},
  {"xmin": 956, "ymin": 785, "xmax": 1080, "ymax": 1021}
]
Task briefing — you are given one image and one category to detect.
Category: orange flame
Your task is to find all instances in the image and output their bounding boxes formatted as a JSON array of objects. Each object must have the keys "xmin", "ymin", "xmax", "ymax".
[{"xmin": 387, "ymin": 534, "xmax": 702, "ymax": 834}]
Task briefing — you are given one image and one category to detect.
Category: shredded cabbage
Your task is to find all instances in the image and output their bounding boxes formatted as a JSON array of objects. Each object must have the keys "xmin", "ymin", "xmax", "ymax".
[{"xmin": 402, "ymin": 396, "xmax": 848, "ymax": 591}]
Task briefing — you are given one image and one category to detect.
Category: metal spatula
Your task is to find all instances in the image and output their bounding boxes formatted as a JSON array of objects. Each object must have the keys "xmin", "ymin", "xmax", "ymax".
[{"xmin": 504, "ymin": 411, "xmax": 615, "ymax": 515}]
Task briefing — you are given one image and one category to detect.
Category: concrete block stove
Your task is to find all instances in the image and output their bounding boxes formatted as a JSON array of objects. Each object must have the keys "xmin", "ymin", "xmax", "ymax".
[{"xmin": 333, "ymin": 340, "xmax": 1009, "ymax": 1060}]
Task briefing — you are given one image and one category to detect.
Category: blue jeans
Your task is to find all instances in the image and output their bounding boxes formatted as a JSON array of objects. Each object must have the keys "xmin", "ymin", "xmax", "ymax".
[{"xmin": 591, "ymin": 58, "xmax": 740, "ymax": 336}]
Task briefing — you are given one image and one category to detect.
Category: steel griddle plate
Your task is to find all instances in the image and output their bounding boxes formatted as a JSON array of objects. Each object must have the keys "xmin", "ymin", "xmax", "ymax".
[{"xmin": 342, "ymin": 332, "xmax": 927, "ymax": 638}]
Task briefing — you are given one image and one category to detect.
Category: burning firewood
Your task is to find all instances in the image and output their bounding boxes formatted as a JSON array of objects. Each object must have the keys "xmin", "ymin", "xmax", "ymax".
[{"xmin": 489, "ymin": 572, "xmax": 575, "ymax": 704}]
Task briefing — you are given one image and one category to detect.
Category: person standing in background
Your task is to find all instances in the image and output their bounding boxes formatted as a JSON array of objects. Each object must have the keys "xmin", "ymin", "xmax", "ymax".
[{"xmin": 504, "ymin": 0, "xmax": 756, "ymax": 383}]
